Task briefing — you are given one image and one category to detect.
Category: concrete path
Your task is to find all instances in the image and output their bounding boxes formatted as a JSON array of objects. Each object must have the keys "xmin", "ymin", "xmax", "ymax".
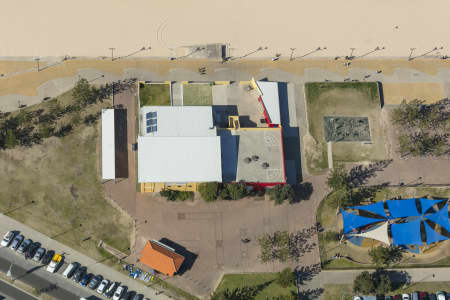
[
  {"xmin": 172, "ymin": 82, "xmax": 183, "ymax": 106},
  {"xmin": 0, "ymin": 213, "xmax": 172, "ymax": 300}
]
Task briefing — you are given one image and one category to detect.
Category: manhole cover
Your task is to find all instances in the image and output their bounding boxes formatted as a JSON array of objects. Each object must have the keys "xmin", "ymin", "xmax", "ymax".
[{"xmin": 177, "ymin": 213, "xmax": 186, "ymax": 220}]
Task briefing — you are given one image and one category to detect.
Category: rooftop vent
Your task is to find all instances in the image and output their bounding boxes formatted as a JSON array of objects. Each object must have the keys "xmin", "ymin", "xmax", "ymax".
[
  {"xmin": 262, "ymin": 162, "xmax": 270, "ymax": 169},
  {"xmin": 252, "ymin": 155, "xmax": 259, "ymax": 161},
  {"xmin": 244, "ymin": 157, "xmax": 252, "ymax": 164}
]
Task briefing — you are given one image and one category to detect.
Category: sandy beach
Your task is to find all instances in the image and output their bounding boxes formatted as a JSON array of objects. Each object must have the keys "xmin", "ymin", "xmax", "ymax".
[{"xmin": 1, "ymin": 0, "xmax": 449, "ymax": 58}]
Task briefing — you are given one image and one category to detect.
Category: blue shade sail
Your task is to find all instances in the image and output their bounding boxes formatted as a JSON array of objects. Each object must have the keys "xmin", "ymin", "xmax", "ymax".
[
  {"xmin": 425, "ymin": 203, "xmax": 450, "ymax": 232},
  {"xmin": 341, "ymin": 209, "xmax": 382, "ymax": 234},
  {"xmin": 419, "ymin": 198, "xmax": 445, "ymax": 215},
  {"xmin": 424, "ymin": 221, "xmax": 449, "ymax": 244},
  {"xmin": 386, "ymin": 198, "xmax": 420, "ymax": 218},
  {"xmin": 391, "ymin": 219, "xmax": 423, "ymax": 246},
  {"xmin": 350, "ymin": 202, "xmax": 387, "ymax": 218}
]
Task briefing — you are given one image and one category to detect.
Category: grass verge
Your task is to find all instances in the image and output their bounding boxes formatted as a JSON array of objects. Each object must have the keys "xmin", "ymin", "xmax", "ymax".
[
  {"xmin": 214, "ymin": 273, "xmax": 297, "ymax": 299},
  {"xmin": 139, "ymin": 83, "xmax": 171, "ymax": 106},
  {"xmin": 304, "ymin": 82, "xmax": 385, "ymax": 173},
  {"xmin": 182, "ymin": 84, "xmax": 213, "ymax": 106}
]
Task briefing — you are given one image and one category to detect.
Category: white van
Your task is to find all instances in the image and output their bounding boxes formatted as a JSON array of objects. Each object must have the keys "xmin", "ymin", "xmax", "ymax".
[{"xmin": 62, "ymin": 262, "xmax": 79, "ymax": 278}]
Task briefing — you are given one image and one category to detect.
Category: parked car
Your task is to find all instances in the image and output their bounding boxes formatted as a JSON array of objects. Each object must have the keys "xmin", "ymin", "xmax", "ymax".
[
  {"xmin": 411, "ymin": 293, "xmax": 419, "ymax": 300},
  {"xmin": 1, "ymin": 231, "xmax": 16, "ymax": 247},
  {"xmin": 393, "ymin": 295, "xmax": 402, "ymax": 300},
  {"xmin": 96, "ymin": 279, "xmax": 110, "ymax": 294},
  {"xmin": 354, "ymin": 297, "xmax": 362, "ymax": 300},
  {"xmin": 121, "ymin": 291, "xmax": 135, "ymax": 300},
  {"xmin": 436, "ymin": 291, "xmax": 446, "ymax": 300},
  {"xmin": 402, "ymin": 294, "xmax": 411, "ymax": 300},
  {"xmin": 132, "ymin": 294, "xmax": 143, "ymax": 300},
  {"xmin": 112, "ymin": 285, "xmax": 126, "ymax": 300},
  {"xmin": 418, "ymin": 292, "xmax": 429, "ymax": 300},
  {"xmin": 80, "ymin": 273, "xmax": 93, "ymax": 287},
  {"xmin": 63, "ymin": 262, "xmax": 79, "ymax": 278},
  {"xmin": 72, "ymin": 266, "xmax": 87, "ymax": 283},
  {"xmin": 88, "ymin": 274, "xmax": 103, "ymax": 290},
  {"xmin": 105, "ymin": 282, "xmax": 119, "ymax": 298},
  {"xmin": 17, "ymin": 238, "xmax": 32, "ymax": 255},
  {"xmin": 10, "ymin": 234, "xmax": 24, "ymax": 251},
  {"xmin": 429, "ymin": 294, "xmax": 437, "ymax": 300},
  {"xmin": 25, "ymin": 242, "xmax": 40, "ymax": 259},
  {"xmin": 41, "ymin": 250, "xmax": 54, "ymax": 265},
  {"xmin": 386, "ymin": 297, "xmax": 393, "ymax": 300},
  {"xmin": 33, "ymin": 247, "xmax": 45, "ymax": 262}
]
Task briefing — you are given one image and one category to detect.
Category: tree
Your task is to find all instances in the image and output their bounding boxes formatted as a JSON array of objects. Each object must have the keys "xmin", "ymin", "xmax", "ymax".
[
  {"xmin": 353, "ymin": 271, "xmax": 375, "ymax": 294},
  {"xmin": 268, "ymin": 184, "xmax": 295, "ymax": 205},
  {"xmin": 327, "ymin": 186, "xmax": 352, "ymax": 209},
  {"xmin": 368, "ymin": 245, "xmax": 403, "ymax": 267},
  {"xmin": 353, "ymin": 270, "xmax": 394, "ymax": 294},
  {"xmin": 276, "ymin": 267, "xmax": 296, "ymax": 288},
  {"xmin": 221, "ymin": 183, "xmax": 248, "ymax": 200},
  {"xmin": 327, "ymin": 164, "xmax": 349, "ymax": 190},
  {"xmin": 72, "ymin": 78, "xmax": 95, "ymax": 105},
  {"xmin": 5, "ymin": 129, "xmax": 17, "ymax": 148},
  {"xmin": 198, "ymin": 182, "xmax": 219, "ymax": 202},
  {"xmin": 211, "ymin": 286, "xmax": 260, "ymax": 300}
]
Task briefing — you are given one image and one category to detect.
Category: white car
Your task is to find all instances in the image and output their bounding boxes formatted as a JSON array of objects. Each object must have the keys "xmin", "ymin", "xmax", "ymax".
[
  {"xmin": 353, "ymin": 297, "xmax": 362, "ymax": 300},
  {"xmin": 1, "ymin": 231, "xmax": 15, "ymax": 247},
  {"xmin": 112, "ymin": 286, "xmax": 125, "ymax": 300},
  {"xmin": 96, "ymin": 279, "xmax": 110, "ymax": 294},
  {"xmin": 402, "ymin": 294, "xmax": 410, "ymax": 300},
  {"xmin": 436, "ymin": 291, "xmax": 446, "ymax": 300}
]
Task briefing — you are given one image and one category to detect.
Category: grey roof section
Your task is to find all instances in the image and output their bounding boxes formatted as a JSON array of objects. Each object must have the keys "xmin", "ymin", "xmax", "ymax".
[{"xmin": 219, "ymin": 129, "xmax": 285, "ymax": 183}]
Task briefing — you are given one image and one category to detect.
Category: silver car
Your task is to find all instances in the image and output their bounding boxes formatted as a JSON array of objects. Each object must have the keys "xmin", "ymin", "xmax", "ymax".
[
  {"xmin": 10, "ymin": 234, "xmax": 24, "ymax": 251},
  {"xmin": 33, "ymin": 248, "xmax": 46, "ymax": 262},
  {"xmin": 1, "ymin": 231, "xmax": 16, "ymax": 247},
  {"xmin": 17, "ymin": 239, "xmax": 32, "ymax": 255}
]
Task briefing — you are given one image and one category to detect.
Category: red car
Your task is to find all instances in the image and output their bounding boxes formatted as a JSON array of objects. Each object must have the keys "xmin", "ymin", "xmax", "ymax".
[
  {"xmin": 393, "ymin": 295, "xmax": 402, "ymax": 300},
  {"xmin": 419, "ymin": 292, "xmax": 429, "ymax": 300}
]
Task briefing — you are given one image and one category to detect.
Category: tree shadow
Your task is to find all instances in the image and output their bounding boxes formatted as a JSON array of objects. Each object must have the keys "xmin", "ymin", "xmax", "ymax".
[
  {"xmin": 159, "ymin": 238, "xmax": 197, "ymax": 276},
  {"xmin": 298, "ymin": 287, "xmax": 324, "ymax": 300},
  {"xmin": 295, "ymin": 263, "xmax": 321, "ymax": 285},
  {"xmin": 348, "ymin": 160, "xmax": 393, "ymax": 187},
  {"xmin": 293, "ymin": 182, "xmax": 313, "ymax": 202}
]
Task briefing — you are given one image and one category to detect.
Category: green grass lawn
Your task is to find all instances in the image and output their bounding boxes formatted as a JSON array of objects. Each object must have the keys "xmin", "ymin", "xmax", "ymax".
[
  {"xmin": 324, "ymin": 282, "xmax": 450, "ymax": 300},
  {"xmin": 304, "ymin": 82, "xmax": 385, "ymax": 173},
  {"xmin": 0, "ymin": 91, "xmax": 132, "ymax": 260},
  {"xmin": 183, "ymin": 83, "xmax": 213, "ymax": 106},
  {"xmin": 214, "ymin": 273, "xmax": 297, "ymax": 299},
  {"xmin": 139, "ymin": 83, "xmax": 171, "ymax": 106}
]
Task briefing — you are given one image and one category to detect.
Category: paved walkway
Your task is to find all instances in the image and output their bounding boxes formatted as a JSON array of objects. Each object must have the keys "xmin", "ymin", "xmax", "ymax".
[{"xmin": 0, "ymin": 213, "xmax": 172, "ymax": 300}]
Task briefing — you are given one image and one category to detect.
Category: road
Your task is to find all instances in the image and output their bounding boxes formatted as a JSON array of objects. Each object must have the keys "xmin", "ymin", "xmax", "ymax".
[
  {"xmin": 0, "ymin": 279, "xmax": 37, "ymax": 300},
  {"xmin": 0, "ymin": 246, "xmax": 98, "ymax": 300}
]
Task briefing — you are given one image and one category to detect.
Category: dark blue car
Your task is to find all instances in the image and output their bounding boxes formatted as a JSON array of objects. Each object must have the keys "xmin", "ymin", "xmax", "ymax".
[{"xmin": 80, "ymin": 273, "xmax": 92, "ymax": 287}]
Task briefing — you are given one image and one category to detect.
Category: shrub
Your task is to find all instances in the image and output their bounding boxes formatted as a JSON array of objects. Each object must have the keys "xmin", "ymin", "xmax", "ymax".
[
  {"xmin": 198, "ymin": 182, "xmax": 219, "ymax": 202},
  {"xmin": 220, "ymin": 183, "xmax": 248, "ymax": 200},
  {"xmin": 327, "ymin": 164, "xmax": 349, "ymax": 190},
  {"xmin": 268, "ymin": 184, "xmax": 295, "ymax": 205},
  {"xmin": 321, "ymin": 231, "xmax": 340, "ymax": 243},
  {"xmin": 276, "ymin": 267, "xmax": 296, "ymax": 288},
  {"xmin": 160, "ymin": 189, "xmax": 194, "ymax": 202}
]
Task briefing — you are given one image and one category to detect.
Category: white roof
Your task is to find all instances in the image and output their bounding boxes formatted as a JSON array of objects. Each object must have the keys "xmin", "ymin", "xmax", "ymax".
[
  {"xmin": 350, "ymin": 222, "xmax": 391, "ymax": 245},
  {"xmin": 138, "ymin": 136, "xmax": 222, "ymax": 183},
  {"xmin": 102, "ymin": 109, "xmax": 115, "ymax": 179},
  {"xmin": 257, "ymin": 81, "xmax": 281, "ymax": 125},
  {"xmin": 140, "ymin": 106, "xmax": 216, "ymax": 137}
]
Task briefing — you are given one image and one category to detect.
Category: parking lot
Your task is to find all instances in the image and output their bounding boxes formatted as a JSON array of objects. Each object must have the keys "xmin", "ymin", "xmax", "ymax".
[{"xmin": 0, "ymin": 213, "xmax": 171, "ymax": 300}]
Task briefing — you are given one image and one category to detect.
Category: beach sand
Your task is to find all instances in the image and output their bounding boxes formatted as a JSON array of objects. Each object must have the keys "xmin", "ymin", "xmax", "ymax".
[{"xmin": 1, "ymin": 0, "xmax": 449, "ymax": 58}]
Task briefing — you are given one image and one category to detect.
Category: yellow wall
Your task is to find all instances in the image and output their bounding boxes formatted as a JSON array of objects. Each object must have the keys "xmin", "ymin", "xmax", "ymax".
[{"xmin": 141, "ymin": 182, "xmax": 199, "ymax": 193}]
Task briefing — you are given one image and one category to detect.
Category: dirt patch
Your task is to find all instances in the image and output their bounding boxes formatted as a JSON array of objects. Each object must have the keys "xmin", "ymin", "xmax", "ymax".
[{"xmin": 383, "ymin": 82, "xmax": 445, "ymax": 104}]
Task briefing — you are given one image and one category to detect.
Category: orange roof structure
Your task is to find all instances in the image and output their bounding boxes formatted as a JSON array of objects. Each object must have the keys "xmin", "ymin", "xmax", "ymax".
[{"xmin": 139, "ymin": 240, "xmax": 185, "ymax": 277}]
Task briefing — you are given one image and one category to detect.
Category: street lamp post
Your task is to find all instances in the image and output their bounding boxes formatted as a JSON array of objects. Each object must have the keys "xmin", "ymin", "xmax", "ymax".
[
  {"xmin": 34, "ymin": 58, "xmax": 40, "ymax": 72},
  {"xmin": 289, "ymin": 48, "xmax": 296, "ymax": 61},
  {"xmin": 109, "ymin": 48, "xmax": 116, "ymax": 61}
]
